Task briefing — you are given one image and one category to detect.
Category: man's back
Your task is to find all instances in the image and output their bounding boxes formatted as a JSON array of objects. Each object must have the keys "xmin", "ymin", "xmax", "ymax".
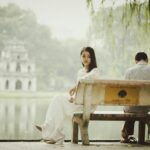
[
  {"xmin": 124, "ymin": 60, "xmax": 150, "ymax": 113},
  {"xmin": 125, "ymin": 61, "xmax": 150, "ymax": 80}
]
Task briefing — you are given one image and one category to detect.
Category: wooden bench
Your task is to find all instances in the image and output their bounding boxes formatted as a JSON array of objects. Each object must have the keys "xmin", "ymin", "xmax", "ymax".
[{"xmin": 72, "ymin": 79, "xmax": 150, "ymax": 145}]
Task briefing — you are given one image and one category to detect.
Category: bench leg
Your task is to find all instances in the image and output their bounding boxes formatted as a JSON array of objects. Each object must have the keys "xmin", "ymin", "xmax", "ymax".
[
  {"xmin": 138, "ymin": 121, "xmax": 145, "ymax": 144},
  {"xmin": 79, "ymin": 121, "xmax": 89, "ymax": 145},
  {"xmin": 72, "ymin": 121, "xmax": 79, "ymax": 144}
]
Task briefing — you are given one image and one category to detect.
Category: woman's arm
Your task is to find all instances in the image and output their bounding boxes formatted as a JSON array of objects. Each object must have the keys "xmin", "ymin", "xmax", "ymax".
[
  {"xmin": 68, "ymin": 86, "xmax": 77, "ymax": 103},
  {"xmin": 69, "ymin": 86, "xmax": 76, "ymax": 96}
]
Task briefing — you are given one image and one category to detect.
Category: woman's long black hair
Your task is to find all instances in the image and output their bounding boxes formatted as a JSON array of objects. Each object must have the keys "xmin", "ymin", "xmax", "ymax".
[{"xmin": 80, "ymin": 47, "xmax": 97, "ymax": 72}]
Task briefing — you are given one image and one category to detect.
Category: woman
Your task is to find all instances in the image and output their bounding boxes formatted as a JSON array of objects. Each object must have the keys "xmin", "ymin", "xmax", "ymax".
[{"xmin": 36, "ymin": 46, "xmax": 100, "ymax": 144}]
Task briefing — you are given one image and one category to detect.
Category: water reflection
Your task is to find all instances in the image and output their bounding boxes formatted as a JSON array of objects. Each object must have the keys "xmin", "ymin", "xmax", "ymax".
[
  {"xmin": 0, "ymin": 92, "xmax": 52, "ymax": 140},
  {"xmin": 0, "ymin": 92, "xmax": 143, "ymax": 140}
]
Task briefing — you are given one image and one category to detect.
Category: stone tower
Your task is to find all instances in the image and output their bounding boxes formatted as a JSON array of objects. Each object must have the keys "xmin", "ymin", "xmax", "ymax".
[{"xmin": 0, "ymin": 39, "xmax": 36, "ymax": 91}]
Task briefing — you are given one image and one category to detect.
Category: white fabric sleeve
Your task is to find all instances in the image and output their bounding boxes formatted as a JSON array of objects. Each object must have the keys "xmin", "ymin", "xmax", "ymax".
[{"xmin": 76, "ymin": 69, "xmax": 82, "ymax": 82}]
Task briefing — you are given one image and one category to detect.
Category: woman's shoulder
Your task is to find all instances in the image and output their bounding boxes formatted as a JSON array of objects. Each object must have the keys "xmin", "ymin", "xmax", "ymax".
[
  {"xmin": 78, "ymin": 67, "xmax": 100, "ymax": 73},
  {"xmin": 91, "ymin": 67, "xmax": 100, "ymax": 73},
  {"xmin": 92, "ymin": 68, "xmax": 99, "ymax": 71}
]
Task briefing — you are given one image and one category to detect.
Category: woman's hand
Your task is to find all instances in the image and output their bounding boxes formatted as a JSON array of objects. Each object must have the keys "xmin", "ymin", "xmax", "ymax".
[{"xmin": 69, "ymin": 86, "xmax": 76, "ymax": 97}]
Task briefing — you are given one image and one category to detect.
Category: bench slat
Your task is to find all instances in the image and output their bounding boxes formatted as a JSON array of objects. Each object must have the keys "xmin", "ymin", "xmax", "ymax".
[{"xmin": 74, "ymin": 112, "xmax": 150, "ymax": 121}]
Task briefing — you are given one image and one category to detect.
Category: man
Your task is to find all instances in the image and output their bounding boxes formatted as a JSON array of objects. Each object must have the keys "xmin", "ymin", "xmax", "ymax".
[{"xmin": 121, "ymin": 52, "xmax": 150, "ymax": 143}]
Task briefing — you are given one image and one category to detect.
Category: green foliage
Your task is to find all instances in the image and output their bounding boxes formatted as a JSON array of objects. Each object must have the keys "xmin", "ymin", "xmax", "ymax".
[
  {"xmin": 87, "ymin": 0, "xmax": 150, "ymax": 28},
  {"xmin": 86, "ymin": 0, "xmax": 91, "ymax": 7},
  {"xmin": 86, "ymin": 1, "xmax": 150, "ymax": 79}
]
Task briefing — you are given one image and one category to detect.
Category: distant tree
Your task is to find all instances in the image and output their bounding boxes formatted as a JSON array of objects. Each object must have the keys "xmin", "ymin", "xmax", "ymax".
[{"xmin": 0, "ymin": 3, "xmax": 85, "ymax": 91}]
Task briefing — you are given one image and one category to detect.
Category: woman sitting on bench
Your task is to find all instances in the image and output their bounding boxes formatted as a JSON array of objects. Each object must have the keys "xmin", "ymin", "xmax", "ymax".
[{"xmin": 35, "ymin": 46, "xmax": 100, "ymax": 144}]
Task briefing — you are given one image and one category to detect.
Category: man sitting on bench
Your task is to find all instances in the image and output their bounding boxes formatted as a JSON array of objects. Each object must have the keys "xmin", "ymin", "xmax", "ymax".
[{"xmin": 121, "ymin": 52, "xmax": 150, "ymax": 143}]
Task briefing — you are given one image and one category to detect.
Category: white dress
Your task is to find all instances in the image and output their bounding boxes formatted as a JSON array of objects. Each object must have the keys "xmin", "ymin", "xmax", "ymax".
[{"xmin": 41, "ymin": 68, "xmax": 100, "ymax": 144}]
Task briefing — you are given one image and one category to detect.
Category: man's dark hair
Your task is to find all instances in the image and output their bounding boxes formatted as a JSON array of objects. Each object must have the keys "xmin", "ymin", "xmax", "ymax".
[{"xmin": 135, "ymin": 52, "xmax": 148, "ymax": 62}]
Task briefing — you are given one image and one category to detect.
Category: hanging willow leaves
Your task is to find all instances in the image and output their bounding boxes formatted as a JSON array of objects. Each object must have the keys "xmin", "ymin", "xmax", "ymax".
[
  {"xmin": 86, "ymin": 0, "xmax": 150, "ymax": 78},
  {"xmin": 87, "ymin": 0, "xmax": 150, "ymax": 29}
]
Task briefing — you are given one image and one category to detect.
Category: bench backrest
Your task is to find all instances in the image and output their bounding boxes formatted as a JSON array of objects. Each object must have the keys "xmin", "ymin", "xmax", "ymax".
[
  {"xmin": 74, "ymin": 79, "xmax": 150, "ymax": 121},
  {"xmin": 75, "ymin": 79, "xmax": 150, "ymax": 105}
]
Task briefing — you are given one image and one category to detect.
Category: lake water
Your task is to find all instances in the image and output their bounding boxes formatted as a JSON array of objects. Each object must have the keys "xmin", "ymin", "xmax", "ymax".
[{"xmin": 0, "ymin": 92, "xmax": 146, "ymax": 140}]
